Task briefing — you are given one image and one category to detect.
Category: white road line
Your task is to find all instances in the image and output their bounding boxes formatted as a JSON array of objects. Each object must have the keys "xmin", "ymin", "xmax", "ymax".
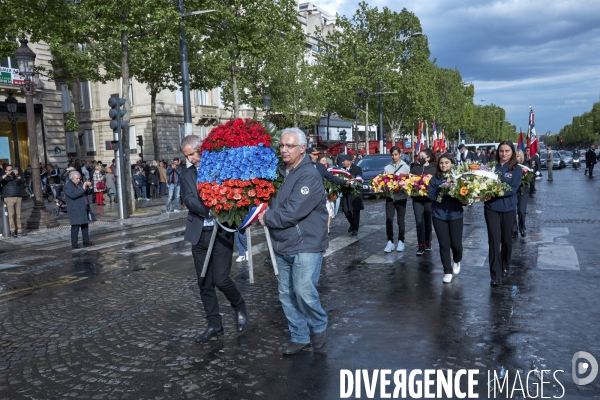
[
  {"xmin": 73, "ymin": 239, "xmax": 136, "ymax": 252},
  {"xmin": 0, "ymin": 264, "xmax": 23, "ymax": 270},
  {"xmin": 325, "ymin": 225, "xmax": 381, "ymax": 257},
  {"xmin": 529, "ymin": 227, "xmax": 569, "ymax": 244},
  {"xmin": 537, "ymin": 244, "xmax": 580, "ymax": 270},
  {"xmin": 119, "ymin": 237, "xmax": 185, "ymax": 253},
  {"xmin": 362, "ymin": 228, "xmax": 417, "ymax": 264},
  {"xmin": 139, "ymin": 227, "xmax": 185, "ymax": 238}
]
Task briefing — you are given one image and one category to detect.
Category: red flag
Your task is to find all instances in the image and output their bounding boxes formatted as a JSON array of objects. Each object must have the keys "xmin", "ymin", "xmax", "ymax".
[
  {"xmin": 440, "ymin": 127, "xmax": 446, "ymax": 152},
  {"xmin": 518, "ymin": 129, "xmax": 524, "ymax": 151}
]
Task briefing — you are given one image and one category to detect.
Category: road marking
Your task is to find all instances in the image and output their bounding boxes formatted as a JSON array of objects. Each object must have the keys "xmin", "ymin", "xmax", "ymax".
[
  {"xmin": 529, "ymin": 227, "xmax": 569, "ymax": 244},
  {"xmin": 537, "ymin": 244, "xmax": 580, "ymax": 270},
  {"xmin": 0, "ymin": 275, "xmax": 89, "ymax": 303},
  {"xmin": 73, "ymin": 239, "xmax": 136, "ymax": 252},
  {"xmin": 0, "ymin": 263, "xmax": 24, "ymax": 270},
  {"xmin": 362, "ymin": 228, "xmax": 417, "ymax": 264},
  {"xmin": 139, "ymin": 227, "xmax": 185, "ymax": 238},
  {"xmin": 325, "ymin": 225, "xmax": 381, "ymax": 257},
  {"xmin": 119, "ymin": 237, "xmax": 184, "ymax": 253}
]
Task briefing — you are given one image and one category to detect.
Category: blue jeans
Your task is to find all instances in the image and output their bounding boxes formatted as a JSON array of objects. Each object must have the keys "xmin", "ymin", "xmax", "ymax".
[
  {"xmin": 141, "ymin": 186, "xmax": 148, "ymax": 200},
  {"xmin": 275, "ymin": 251, "xmax": 328, "ymax": 343},
  {"xmin": 166, "ymin": 184, "xmax": 180, "ymax": 211},
  {"xmin": 234, "ymin": 231, "xmax": 247, "ymax": 254}
]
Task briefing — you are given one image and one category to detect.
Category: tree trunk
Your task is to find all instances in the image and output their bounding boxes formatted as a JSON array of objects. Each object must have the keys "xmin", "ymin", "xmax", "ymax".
[
  {"xmin": 230, "ymin": 61, "xmax": 239, "ymax": 118},
  {"xmin": 68, "ymin": 84, "xmax": 82, "ymax": 158},
  {"xmin": 151, "ymin": 87, "xmax": 159, "ymax": 161},
  {"xmin": 121, "ymin": 28, "xmax": 135, "ymax": 214}
]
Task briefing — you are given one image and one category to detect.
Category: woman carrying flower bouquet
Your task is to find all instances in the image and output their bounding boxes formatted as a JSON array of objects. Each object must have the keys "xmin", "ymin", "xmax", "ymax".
[
  {"xmin": 512, "ymin": 150, "xmax": 531, "ymax": 238},
  {"xmin": 484, "ymin": 140, "xmax": 522, "ymax": 286},
  {"xmin": 428, "ymin": 153, "xmax": 464, "ymax": 283},
  {"xmin": 410, "ymin": 148, "xmax": 437, "ymax": 256},
  {"xmin": 383, "ymin": 146, "xmax": 411, "ymax": 252}
]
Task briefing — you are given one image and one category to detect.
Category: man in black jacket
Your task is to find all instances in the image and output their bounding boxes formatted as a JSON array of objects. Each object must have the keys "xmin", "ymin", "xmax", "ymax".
[
  {"xmin": 1, "ymin": 165, "xmax": 26, "ymax": 238},
  {"xmin": 180, "ymin": 135, "xmax": 247, "ymax": 343},
  {"xmin": 458, "ymin": 144, "xmax": 474, "ymax": 164},
  {"xmin": 585, "ymin": 145, "xmax": 598, "ymax": 178},
  {"xmin": 340, "ymin": 155, "xmax": 364, "ymax": 235}
]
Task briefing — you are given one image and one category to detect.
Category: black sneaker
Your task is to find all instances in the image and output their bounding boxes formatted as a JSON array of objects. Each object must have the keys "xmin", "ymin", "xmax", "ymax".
[
  {"xmin": 416, "ymin": 246, "xmax": 425, "ymax": 256},
  {"xmin": 11, "ymin": 232, "xmax": 17, "ymax": 239},
  {"xmin": 425, "ymin": 242, "xmax": 432, "ymax": 251}
]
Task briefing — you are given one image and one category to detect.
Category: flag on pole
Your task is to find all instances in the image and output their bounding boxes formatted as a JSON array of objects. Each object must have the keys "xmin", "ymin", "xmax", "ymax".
[
  {"xmin": 432, "ymin": 122, "xmax": 439, "ymax": 152},
  {"xmin": 517, "ymin": 129, "xmax": 525, "ymax": 151},
  {"xmin": 528, "ymin": 106, "xmax": 538, "ymax": 155},
  {"xmin": 440, "ymin": 126, "xmax": 446, "ymax": 153},
  {"xmin": 415, "ymin": 120, "xmax": 422, "ymax": 153},
  {"xmin": 418, "ymin": 120, "xmax": 425, "ymax": 153}
]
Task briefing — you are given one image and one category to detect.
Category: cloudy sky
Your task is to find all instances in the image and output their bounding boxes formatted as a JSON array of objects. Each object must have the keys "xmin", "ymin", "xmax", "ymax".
[{"xmin": 316, "ymin": 0, "xmax": 600, "ymax": 135}]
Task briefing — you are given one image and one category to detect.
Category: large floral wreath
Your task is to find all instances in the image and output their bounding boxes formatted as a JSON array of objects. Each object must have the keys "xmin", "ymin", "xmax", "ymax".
[{"xmin": 197, "ymin": 118, "xmax": 279, "ymax": 229}]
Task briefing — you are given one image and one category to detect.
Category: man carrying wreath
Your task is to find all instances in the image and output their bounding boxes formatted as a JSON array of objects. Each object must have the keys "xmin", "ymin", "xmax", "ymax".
[
  {"xmin": 258, "ymin": 127, "xmax": 329, "ymax": 355},
  {"xmin": 180, "ymin": 135, "xmax": 248, "ymax": 343}
]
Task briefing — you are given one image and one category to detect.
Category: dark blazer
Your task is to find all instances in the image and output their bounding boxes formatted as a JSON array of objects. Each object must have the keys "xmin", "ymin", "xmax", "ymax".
[
  {"xmin": 341, "ymin": 164, "xmax": 364, "ymax": 212},
  {"xmin": 63, "ymin": 179, "xmax": 93, "ymax": 225},
  {"xmin": 180, "ymin": 165, "xmax": 211, "ymax": 245}
]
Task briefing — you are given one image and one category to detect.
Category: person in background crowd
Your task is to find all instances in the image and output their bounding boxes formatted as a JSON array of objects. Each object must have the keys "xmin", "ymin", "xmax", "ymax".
[
  {"xmin": 512, "ymin": 150, "xmax": 530, "ymax": 238},
  {"xmin": 258, "ymin": 127, "xmax": 328, "ymax": 355},
  {"xmin": 317, "ymin": 153, "xmax": 343, "ymax": 233},
  {"xmin": 24, "ymin": 164, "xmax": 32, "ymax": 194},
  {"xmin": 383, "ymin": 146, "xmax": 410, "ymax": 252},
  {"xmin": 489, "ymin": 149, "xmax": 497, "ymax": 161},
  {"xmin": 474, "ymin": 148, "xmax": 488, "ymax": 163},
  {"xmin": 410, "ymin": 148, "xmax": 437, "ymax": 256},
  {"xmin": 46, "ymin": 164, "xmax": 60, "ymax": 198},
  {"xmin": 158, "ymin": 160, "xmax": 167, "ymax": 196},
  {"xmin": 585, "ymin": 145, "xmax": 597, "ymax": 178},
  {"xmin": 166, "ymin": 158, "xmax": 181, "ymax": 212},
  {"xmin": 139, "ymin": 170, "xmax": 149, "ymax": 201},
  {"xmin": 545, "ymin": 145, "xmax": 553, "ymax": 181},
  {"xmin": 63, "ymin": 171, "xmax": 94, "ymax": 249},
  {"xmin": 1, "ymin": 165, "xmax": 26, "ymax": 238},
  {"xmin": 81, "ymin": 160, "xmax": 90, "ymax": 182},
  {"xmin": 147, "ymin": 167, "xmax": 159, "ymax": 198},
  {"xmin": 133, "ymin": 168, "xmax": 142, "ymax": 199},
  {"xmin": 92, "ymin": 164, "xmax": 106, "ymax": 205},
  {"xmin": 457, "ymin": 143, "xmax": 474, "ymax": 164},
  {"xmin": 234, "ymin": 231, "xmax": 248, "ymax": 263},
  {"xmin": 340, "ymin": 155, "xmax": 363, "ymax": 236},
  {"xmin": 104, "ymin": 167, "xmax": 117, "ymax": 204},
  {"xmin": 527, "ymin": 147, "xmax": 539, "ymax": 198},
  {"xmin": 180, "ymin": 134, "xmax": 248, "ymax": 343},
  {"xmin": 484, "ymin": 140, "xmax": 522, "ymax": 286},
  {"xmin": 428, "ymin": 153, "xmax": 463, "ymax": 283}
]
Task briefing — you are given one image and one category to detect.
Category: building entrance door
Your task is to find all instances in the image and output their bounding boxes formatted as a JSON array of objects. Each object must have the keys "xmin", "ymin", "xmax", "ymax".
[{"xmin": 0, "ymin": 121, "xmax": 29, "ymax": 168}]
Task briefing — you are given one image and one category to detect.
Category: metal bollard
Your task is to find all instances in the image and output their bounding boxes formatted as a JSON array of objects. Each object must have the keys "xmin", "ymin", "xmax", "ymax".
[{"xmin": 1, "ymin": 201, "xmax": 9, "ymax": 238}]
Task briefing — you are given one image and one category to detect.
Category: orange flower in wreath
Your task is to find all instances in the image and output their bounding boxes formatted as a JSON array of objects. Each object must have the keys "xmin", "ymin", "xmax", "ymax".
[{"xmin": 460, "ymin": 186, "xmax": 469, "ymax": 196}]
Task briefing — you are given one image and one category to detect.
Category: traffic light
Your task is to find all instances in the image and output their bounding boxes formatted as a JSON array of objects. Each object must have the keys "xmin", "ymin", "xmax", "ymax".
[
  {"xmin": 382, "ymin": 131, "xmax": 387, "ymax": 142},
  {"xmin": 137, "ymin": 135, "xmax": 144, "ymax": 147},
  {"xmin": 339, "ymin": 129, "xmax": 347, "ymax": 143},
  {"xmin": 108, "ymin": 97, "xmax": 128, "ymax": 133}
]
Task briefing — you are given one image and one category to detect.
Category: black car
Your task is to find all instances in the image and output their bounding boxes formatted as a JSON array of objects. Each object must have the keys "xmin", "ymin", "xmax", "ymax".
[{"xmin": 356, "ymin": 154, "xmax": 410, "ymax": 197}]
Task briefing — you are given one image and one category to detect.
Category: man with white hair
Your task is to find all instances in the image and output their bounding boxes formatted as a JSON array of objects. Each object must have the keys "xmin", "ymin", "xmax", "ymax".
[
  {"xmin": 63, "ymin": 170, "xmax": 95, "ymax": 249},
  {"xmin": 180, "ymin": 135, "xmax": 248, "ymax": 343},
  {"xmin": 258, "ymin": 127, "xmax": 329, "ymax": 355}
]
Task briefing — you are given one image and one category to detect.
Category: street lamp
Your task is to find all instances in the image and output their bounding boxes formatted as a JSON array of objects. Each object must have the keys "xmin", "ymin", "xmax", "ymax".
[
  {"xmin": 355, "ymin": 89, "xmax": 364, "ymax": 154},
  {"xmin": 14, "ymin": 37, "xmax": 58, "ymax": 229},
  {"xmin": 262, "ymin": 92, "xmax": 272, "ymax": 123},
  {"xmin": 5, "ymin": 91, "xmax": 20, "ymax": 168}
]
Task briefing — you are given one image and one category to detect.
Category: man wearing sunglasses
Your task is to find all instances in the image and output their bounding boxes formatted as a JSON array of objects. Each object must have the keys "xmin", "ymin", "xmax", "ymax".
[{"xmin": 258, "ymin": 127, "xmax": 329, "ymax": 355}]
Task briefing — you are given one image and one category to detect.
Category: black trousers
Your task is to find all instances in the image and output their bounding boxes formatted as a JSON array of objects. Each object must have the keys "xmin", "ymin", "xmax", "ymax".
[
  {"xmin": 192, "ymin": 227, "xmax": 245, "ymax": 328},
  {"xmin": 344, "ymin": 210, "xmax": 361, "ymax": 232},
  {"xmin": 484, "ymin": 208, "xmax": 516, "ymax": 280},
  {"xmin": 432, "ymin": 217, "xmax": 463, "ymax": 274},
  {"xmin": 512, "ymin": 189, "xmax": 530, "ymax": 235},
  {"xmin": 385, "ymin": 198, "xmax": 407, "ymax": 241},
  {"xmin": 588, "ymin": 163, "xmax": 595, "ymax": 177},
  {"xmin": 71, "ymin": 224, "xmax": 89, "ymax": 244},
  {"xmin": 412, "ymin": 198, "xmax": 433, "ymax": 245}
]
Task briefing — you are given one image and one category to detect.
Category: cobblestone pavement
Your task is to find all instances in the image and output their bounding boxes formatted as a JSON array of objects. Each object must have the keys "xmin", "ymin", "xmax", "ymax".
[{"xmin": 1, "ymin": 167, "xmax": 600, "ymax": 399}]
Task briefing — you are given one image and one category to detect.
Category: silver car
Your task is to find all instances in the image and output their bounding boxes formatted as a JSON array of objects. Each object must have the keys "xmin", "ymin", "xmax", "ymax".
[
  {"xmin": 559, "ymin": 151, "xmax": 573, "ymax": 167},
  {"xmin": 539, "ymin": 151, "xmax": 562, "ymax": 169}
]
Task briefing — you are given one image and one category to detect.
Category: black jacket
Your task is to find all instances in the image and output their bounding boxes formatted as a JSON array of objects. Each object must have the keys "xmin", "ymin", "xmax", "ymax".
[
  {"xmin": 180, "ymin": 165, "xmax": 211, "ymax": 245},
  {"xmin": 585, "ymin": 150, "xmax": 598, "ymax": 165},
  {"xmin": 314, "ymin": 162, "xmax": 347, "ymax": 186},
  {"xmin": 340, "ymin": 164, "xmax": 364, "ymax": 212},
  {"xmin": 1, "ymin": 173, "xmax": 24, "ymax": 199},
  {"xmin": 64, "ymin": 179, "xmax": 94, "ymax": 225},
  {"xmin": 409, "ymin": 163, "xmax": 437, "ymax": 200}
]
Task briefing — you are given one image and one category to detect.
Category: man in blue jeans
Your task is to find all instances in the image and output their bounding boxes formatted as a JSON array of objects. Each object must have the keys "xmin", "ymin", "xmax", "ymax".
[
  {"xmin": 258, "ymin": 127, "xmax": 329, "ymax": 355},
  {"xmin": 165, "ymin": 158, "xmax": 181, "ymax": 213}
]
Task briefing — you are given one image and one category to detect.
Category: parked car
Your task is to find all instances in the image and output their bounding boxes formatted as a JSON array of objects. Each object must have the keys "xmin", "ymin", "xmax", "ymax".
[
  {"xmin": 559, "ymin": 151, "xmax": 573, "ymax": 167},
  {"xmin": 355, "ymin": 154, "xmax": 409, "ymax": 197},
  {"xmin": 539, "ymin": 150, "xmax": 563, "ymax": 169}
]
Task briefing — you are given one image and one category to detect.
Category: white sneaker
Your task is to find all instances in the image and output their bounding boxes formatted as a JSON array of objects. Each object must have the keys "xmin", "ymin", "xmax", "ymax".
[
  {"xmin": 453, "ymin": 262, "xmax": 461, "ymax": 275},
  {"xmin": 236, "ymin": 255, "xmax": 246, "ymax": 262},
  {"xmin": 384, "ymin": 241, "xmax": 394, "ymax": 253},
  {"xmin": 443, "ymin": 274, "xmax": 453, "ymax": 283},
  {"xmin": 396, "ymin": 241, "xmax": 405, "ymax": 252},
  {"xmin": 174, "ymin": 210, "xmax": 180, "ymax": 213}
]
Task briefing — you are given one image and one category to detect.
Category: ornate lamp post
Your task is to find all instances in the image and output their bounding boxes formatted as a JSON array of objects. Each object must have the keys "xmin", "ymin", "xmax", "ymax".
[
  {"xmin": 5, "ymin": 90, "xmax": 20, "ymax": 168},
  {"xmin": 14, "ymin": 37, "xmax": 58, "ymax": 229},
  {"xmin": 262, "ymin": 92, "xmax": 272, "ymax": 124}
]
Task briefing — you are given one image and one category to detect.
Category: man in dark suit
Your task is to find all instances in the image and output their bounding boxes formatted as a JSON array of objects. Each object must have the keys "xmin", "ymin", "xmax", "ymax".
[
  {"xmin": 180, "ymin": 135, "xmax": 247, "ymax": 343},
  {"xmin": 474, "ymin": 148, "xmax": 488, "ymax": 163},
  {"xmin": 458, "ymin": 144, "xmax": 474, "ymax": 164},
  {"xmin": 340, "ymin": 155, "xmax": 364, "ymax": 235}
]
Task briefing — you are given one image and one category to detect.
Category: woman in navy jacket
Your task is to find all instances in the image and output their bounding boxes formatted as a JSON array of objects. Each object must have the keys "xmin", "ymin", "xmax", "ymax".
[
  {"xmin": 428, "ymin": 153, "xmax": 464, "ymax": 284},
  {"xmin": 484, "ymin": 140, "xmax": 522, "ymax": 286}
]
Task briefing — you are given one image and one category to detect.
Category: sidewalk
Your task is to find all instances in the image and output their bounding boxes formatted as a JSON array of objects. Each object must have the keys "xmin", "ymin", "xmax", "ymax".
[{"xmin": 0, "ymin": 195, "xmax": 188, "ymax": 249}]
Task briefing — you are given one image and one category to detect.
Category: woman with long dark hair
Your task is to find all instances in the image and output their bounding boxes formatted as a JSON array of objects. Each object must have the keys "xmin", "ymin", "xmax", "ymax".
[
  {"xmin": 428, "ymin": 153, "xmax": 464, "ymax": 283},
  {"xmin": 484, "ymin": 140, "xmax": 522, "ymax": 286},
  {"xmin": 410, "ymin": 148, "xmax": 437, "ymax": 255}
]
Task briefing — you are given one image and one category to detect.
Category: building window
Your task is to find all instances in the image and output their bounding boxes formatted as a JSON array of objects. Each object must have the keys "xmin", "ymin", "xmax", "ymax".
[
  {"xmin": 61, "ymin": 84, "xmax": 71, "ymax": 113},
  {"xmin": 84, "ymin": 129, "xmax": 96, "ymax": 154},
  {"xmin": 1, "ymin": 56, "xmax": 17, "ymax": 68},
  {"xmin": 218, "ymin": 87, "xmax": 224, "ymax": 109},
  {"xmin": 195, "ymin": 89, "xmax": 207, "ymax": 106},
  {"xmin": 119, "ymin": 78, "xmax": 134, "ymax": 105},
  {"xmin": 66, "ymin": 131, "xmax": 76, "ymax": 153},
  {"xmin": 176, "ymin": 85, "xmax": 183, "ymax": 105},
  {"xmin": 80, "ymin": 81, "xmax": 92, "ymax": 109},
  {"xmin": 129, "ymin": 125, "xmax": 137, "ymax": 152}
]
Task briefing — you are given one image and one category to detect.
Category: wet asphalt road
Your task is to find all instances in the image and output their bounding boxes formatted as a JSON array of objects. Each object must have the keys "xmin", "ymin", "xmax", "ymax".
[{"xmin": 1, "ymin": 166, "xmax": 599, "ymax": 399}]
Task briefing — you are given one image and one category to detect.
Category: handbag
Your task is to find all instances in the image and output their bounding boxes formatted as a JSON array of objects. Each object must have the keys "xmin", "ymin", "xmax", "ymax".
[
  {"xmin": 87, "ymin": 205, "xmax": 97, "ymax": 222},
  {"xmin": 96, "ymin": 181, "xmax": 106, "ymax": 190}
]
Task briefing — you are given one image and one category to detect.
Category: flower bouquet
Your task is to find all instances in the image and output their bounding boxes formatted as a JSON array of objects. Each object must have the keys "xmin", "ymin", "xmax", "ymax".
[
  {"xmin": 398, "ymin": 174, "xmax": 432, "ymax": 197},
  {"xmin": 436, "ymin": 162, "xmax": 511, "ymax": 205},
  {"xmin": 518, "ymin": 164, "xmax": 534, "ymax": 187},
  {"xmin": 197, "ymin": 118, "xmax": 279, "ymax": 230},
  {"xmin": 328, "ymin": 168, "xmax": 362, "ymax": 196}
]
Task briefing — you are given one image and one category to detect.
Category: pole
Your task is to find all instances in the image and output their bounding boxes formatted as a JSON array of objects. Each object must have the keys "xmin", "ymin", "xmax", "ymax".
[
  {"xmin": 114, "ymin": 129, "xmax": 126, "ymax": 220},
  {"xmin": 378, "ymin": 80, "xmax": 384, "ymax": 154},
  {"xmin": 326, "ymin": 111, "xmax": 330, "ymax": 147},
  {"xmin": 365, "ymin": 101, "xmax": 369, "ymax": 156},
  {"xmin": 1, "ymin": 201, "xmax": 9, "ymax": 238},
  {"xmin": 9, "ymin": 118, "xmax": 20, "ymax": 168},
  {"xmin": 23, "ymin": 78, "xmax": 58, "ymax": 229},
  {"xmin": 179, "ymin": 0, "xmax": 193, "ymax": 137}
]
